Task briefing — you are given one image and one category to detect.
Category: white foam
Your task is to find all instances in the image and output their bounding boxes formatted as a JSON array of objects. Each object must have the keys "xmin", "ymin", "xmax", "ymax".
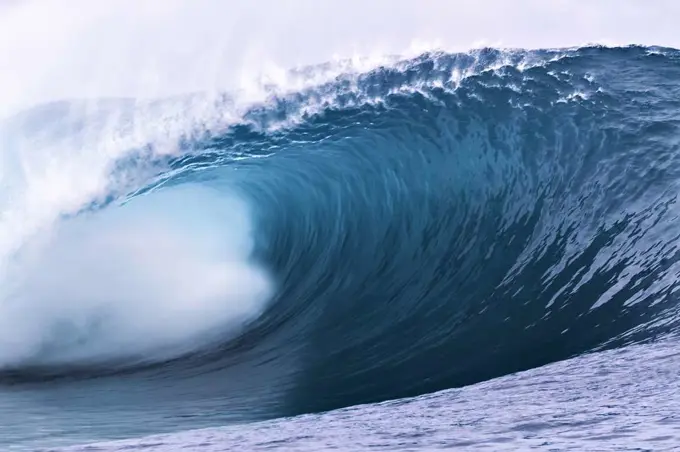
[{"xmin": 0, "ymin": 185, "xmax": 272, "ymax": 366}]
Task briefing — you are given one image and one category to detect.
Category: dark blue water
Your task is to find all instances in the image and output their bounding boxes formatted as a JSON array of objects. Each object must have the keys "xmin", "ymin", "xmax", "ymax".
[{"xmin": 2, "ymin": 46, "xmax": 680, "ymax": 450}]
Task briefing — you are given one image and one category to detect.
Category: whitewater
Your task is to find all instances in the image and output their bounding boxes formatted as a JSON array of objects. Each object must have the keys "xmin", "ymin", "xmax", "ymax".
[{"xmin": 2, "ymin": 1, "xmax": 680, "ymax": 450}]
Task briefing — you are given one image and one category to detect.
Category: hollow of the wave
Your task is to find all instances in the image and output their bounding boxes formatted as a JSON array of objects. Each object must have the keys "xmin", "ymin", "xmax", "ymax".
[{"xmin": 0, "ymin": 184, "xmax": 273, "ymax": 368}]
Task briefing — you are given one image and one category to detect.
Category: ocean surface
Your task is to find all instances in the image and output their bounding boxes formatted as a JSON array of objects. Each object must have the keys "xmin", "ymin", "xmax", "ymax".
[{"xmin": 2, "ymin": 45, "xmax": 680, "ymax": 451}]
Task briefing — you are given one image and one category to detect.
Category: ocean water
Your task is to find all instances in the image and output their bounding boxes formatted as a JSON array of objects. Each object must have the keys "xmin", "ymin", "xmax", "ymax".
[
  {"xmin": 45, "ymin": 341, "xmax": 680, "ymax": 451},
  {"xmin": 3, "ymin": 2, "xmax": 680, "ymax": 451}
]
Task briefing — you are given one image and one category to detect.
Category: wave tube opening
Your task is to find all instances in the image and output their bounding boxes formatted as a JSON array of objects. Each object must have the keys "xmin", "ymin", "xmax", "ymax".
[{"xmin": 0, "ymin": 184, "xmax": 273, "ymax": 369}]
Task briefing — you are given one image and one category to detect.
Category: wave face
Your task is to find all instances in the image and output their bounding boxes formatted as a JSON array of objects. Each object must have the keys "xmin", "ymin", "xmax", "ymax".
[{"xmin": 3, "ymin": 46, "xmax": 680, "ymax": 440}]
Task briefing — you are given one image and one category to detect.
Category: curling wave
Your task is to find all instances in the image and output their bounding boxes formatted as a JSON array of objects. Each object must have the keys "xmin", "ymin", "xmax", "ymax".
[{"xmin": 2, "ymin": 45, "xmax": 680, "ymax": 428}]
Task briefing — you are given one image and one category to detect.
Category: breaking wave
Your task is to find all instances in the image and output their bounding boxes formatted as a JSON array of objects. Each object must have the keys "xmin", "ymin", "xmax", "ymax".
[{"xmin": 2, "ymin": 45, "xmax": 680, "ymax": 423}]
